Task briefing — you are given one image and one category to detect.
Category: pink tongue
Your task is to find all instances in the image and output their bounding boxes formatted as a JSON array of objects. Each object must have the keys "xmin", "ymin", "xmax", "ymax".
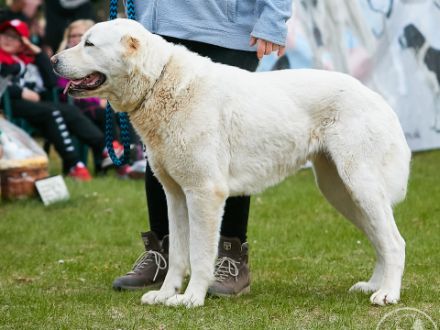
[
  {"xmin": 63, "ymin": 81, "xmax": 72, "ymax": 94},
  {"xmin": 63, "ymin": 74, "xmax": 99, "ymax": 94}
]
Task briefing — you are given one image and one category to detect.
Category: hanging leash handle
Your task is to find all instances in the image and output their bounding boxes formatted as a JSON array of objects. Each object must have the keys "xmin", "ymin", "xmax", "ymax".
[{"xmin": 105, "ymin": 0, "xmax": 136, "ymax": 166}]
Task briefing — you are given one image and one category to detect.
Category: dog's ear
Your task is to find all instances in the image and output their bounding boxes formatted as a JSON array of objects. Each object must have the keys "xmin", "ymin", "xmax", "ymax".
[{"xmin": 121, "ymin": 35, "xmax": 140, "ymax": 56}]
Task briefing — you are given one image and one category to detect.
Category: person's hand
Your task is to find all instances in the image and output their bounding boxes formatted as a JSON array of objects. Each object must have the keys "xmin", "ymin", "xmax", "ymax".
[
  {"xmin": 250, "ymin": 37, "xmax": 286, "ymax": 60},
  {"xmin": 21, "ymin": 36, "xmax": 41, "ymax": 55},
  {"xmin": 22, "ymin": 88, "xmax": 40, "ymax": 102}
]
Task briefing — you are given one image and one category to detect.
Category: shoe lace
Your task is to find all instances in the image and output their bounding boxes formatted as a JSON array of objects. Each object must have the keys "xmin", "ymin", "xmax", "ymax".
[
  {"xmin": 128, "ymin": 250, "xmax": 167, "ymax": 281},
  {"xmin": 214, "ymin": 256, "xmax": 240, "ymax": 282}
]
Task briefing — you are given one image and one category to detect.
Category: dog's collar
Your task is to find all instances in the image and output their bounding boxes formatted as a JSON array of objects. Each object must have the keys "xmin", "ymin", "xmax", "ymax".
[
  {"xmin": 146, "ymin": 61, "xmax": 168, "ymax": 99},
  {"xmin": 130, "ymin": 60, "xmax": 168, "ymax": 112}
]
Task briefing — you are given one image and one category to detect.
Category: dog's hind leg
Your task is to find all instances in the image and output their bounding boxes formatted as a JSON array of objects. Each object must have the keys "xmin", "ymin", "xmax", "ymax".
[
  {"xmin": 312, "ymin": 152, "xmax": 405, "ymax": 305},
  {"xmin": 313, "ymin": 153, "xmax": 383, "ymax": 293},
  {"xmin": 141, "ymin": 183, "xmax": 190, "ymax": 305},
  {"xmin": 165, "ymin": 183, "xmax": 227, "ymax": 307}
]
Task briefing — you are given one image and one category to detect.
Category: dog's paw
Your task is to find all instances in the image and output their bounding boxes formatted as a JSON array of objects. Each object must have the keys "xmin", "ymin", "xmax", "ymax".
[
  {"xmin": 140, "ymin": 289, "xmax": 176, "ymax": 305},
  {"xmin": 370, "ymin": 289, "xmax": 400, "ymax": 306},
  {"xmin": 165, "ymin": 294, "xmax": 205, "ymax": 308},
  {"xmin": 349, "ymin": 281, "xmax": 380, "ymax": 294}
]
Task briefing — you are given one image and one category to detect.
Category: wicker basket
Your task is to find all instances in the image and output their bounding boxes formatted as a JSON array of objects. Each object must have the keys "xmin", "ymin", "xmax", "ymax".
[{"xmin": 0, "ymin": 163, "xmax": 49, "ymax": 200}]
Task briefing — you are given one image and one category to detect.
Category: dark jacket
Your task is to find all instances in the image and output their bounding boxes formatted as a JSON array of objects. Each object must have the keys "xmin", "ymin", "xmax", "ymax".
[{"xmin": 3, "ymin": 52, "xmax": 57, "ymax": 100}]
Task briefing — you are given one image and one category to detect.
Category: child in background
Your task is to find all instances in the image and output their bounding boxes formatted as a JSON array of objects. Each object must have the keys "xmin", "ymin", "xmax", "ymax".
[{"xmin": 0, "ymin": 19, "xmax": 105, "ymax": 181}]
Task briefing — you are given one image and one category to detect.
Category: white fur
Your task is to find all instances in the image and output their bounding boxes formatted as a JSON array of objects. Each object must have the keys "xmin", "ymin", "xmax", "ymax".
[{"xmin": 53, "ymin": 18, "xmax": 411, "ymax": 308}]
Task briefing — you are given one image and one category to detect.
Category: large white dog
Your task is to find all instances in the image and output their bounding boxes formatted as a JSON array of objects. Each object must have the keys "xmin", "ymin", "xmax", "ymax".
[{"xmin": 52, "ymin": 18, "xmax": 411, "ymax": 308}]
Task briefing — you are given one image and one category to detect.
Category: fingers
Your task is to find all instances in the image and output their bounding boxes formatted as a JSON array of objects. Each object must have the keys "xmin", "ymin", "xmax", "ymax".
[
  {"xmin": 265, "ymin": 42, "xmax": 273, "ymax": 56},
  {"xmin": 250, "ymin": 37, "xmax": 286, "ymax": 59},
  {"xmin": 256, "ymin": 39, "xmax": 266, "ymax": 60},
  {"xmin": 257, "ymin": 40, "xmax": 275, "ymax": 60}
]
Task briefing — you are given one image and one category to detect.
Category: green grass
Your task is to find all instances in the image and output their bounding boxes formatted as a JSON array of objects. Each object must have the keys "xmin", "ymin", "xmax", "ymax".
[{"xmin": 1, "ymin": 151, "xmax": 439, "ymax": 329}]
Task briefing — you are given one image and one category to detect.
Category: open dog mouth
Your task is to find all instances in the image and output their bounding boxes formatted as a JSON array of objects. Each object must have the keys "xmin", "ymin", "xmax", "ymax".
[{"xmin": 63, "ymin": 72, "xmax": 106, "ymax": 94}]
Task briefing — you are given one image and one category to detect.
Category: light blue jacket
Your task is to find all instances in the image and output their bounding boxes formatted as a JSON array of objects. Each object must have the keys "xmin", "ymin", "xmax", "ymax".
[{"xmin": 134, "ymin": 0, "xmax": 292, "ymax": 51}]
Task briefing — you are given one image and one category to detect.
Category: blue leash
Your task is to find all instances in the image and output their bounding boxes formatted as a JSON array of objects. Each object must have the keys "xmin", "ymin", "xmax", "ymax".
[{"xmin": 105, "ymin": 0, "xmax": 136, "ymax": 166}]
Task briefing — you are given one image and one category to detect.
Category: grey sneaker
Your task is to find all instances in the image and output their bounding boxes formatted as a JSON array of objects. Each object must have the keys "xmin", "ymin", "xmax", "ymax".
[
  {"xmin": 112, "ymin": 231, "xmax": 168, "ymax": 291},
  {"xmin": 207, "ymin": 236, "xmax": 251, "ymax": 297}
]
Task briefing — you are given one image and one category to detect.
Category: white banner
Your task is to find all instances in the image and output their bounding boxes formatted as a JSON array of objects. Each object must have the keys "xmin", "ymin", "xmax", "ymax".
[{"xmin": 259, "ymin": 0, "xmax": 440, "ymax": 151}]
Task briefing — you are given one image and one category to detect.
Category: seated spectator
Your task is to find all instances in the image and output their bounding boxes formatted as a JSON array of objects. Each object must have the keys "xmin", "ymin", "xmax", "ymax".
[
  {"xmin": 0, "ymin": 18, "xmax": 105, "ymax": 181},
  {"xmin": 0, "ymin": 0, "xmax": 47, "ymax": 52}
]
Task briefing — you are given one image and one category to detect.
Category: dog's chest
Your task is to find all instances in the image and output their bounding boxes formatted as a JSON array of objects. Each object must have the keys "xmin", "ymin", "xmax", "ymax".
[
  {"xmin": 129, "ymin": 101, "xmax": 192, "ymax": 171},
  {"xmin": 130, "ymin": 90, "xmax": 188, "ymax": 146}
]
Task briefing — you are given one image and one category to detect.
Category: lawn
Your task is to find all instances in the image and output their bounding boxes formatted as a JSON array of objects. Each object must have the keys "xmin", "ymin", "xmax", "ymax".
[{"xmin": 0, "ymin": 151, "xmax": 439, "ymax": 329}]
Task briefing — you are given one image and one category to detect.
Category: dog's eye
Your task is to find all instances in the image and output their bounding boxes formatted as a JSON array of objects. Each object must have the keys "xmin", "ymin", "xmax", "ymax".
[{"xmin": 84, "ymin": 40, "xmax": 94, "ymax": 47}]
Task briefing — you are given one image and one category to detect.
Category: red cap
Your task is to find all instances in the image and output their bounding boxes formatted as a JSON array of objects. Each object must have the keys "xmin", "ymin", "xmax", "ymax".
[{"xmin": 0, "ymin": 19, "xmax": 30, "ymax": 38}]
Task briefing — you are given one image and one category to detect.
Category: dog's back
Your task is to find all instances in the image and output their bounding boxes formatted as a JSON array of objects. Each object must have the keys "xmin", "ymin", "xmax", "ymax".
[{"xmin": 196, "ymin": 67, "xmax": 411, "ymax": 202}]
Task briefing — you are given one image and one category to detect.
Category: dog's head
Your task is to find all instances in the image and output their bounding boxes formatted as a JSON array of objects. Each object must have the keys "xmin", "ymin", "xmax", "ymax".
[
  {"xmin": 399, "ymin": 24, "xmax": 426, "ymax": 51},
  {"xmin": 52, "ymin": 19, "xmax": 170, "ymax": 112}
]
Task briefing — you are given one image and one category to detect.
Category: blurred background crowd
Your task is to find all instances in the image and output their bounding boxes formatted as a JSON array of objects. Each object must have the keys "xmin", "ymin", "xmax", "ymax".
[{"xmin": 0, "ymin": 0, "xmax": 145, "ymax": 183}]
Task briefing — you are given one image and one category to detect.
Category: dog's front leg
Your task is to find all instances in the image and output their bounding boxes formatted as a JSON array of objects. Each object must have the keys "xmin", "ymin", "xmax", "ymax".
[
  {"xmin": 165, "ymin": 185, "xmax": 227, "ymax": 308},
  {"xmin": 141, "ymin": 187, "xmax": 189, "ymax": 305}
]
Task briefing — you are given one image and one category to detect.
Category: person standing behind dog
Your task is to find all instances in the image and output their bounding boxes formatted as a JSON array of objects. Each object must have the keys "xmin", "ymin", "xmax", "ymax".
[{"xmin": 113, "ymin": 0, "xmax": 292, "ymax": 297}]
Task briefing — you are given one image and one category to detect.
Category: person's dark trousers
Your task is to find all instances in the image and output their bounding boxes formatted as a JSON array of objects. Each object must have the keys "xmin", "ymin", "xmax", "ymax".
[
  {"xmin": 44, "ymin": 0, "xmax": 95, "ymax": 52},
  {"xmin": 145, "ymin": 37, "xmax": 259, "ymax": 244},
  {"xmin": 56, "ymin": 103, "xmax": 105, "ymax": 171},
  {"xmin": 11, "ymin": 99, "xmax": 104, "ymax": 172}
]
